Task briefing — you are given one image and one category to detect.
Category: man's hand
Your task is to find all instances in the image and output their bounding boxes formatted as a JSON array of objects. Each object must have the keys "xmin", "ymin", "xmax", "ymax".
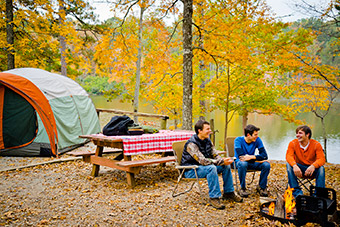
[
  {"xmin": 223, "ymin": 157, "xmax": 234, "ymax": 165},
  {"xmin": 293, "ymin": 165, "xmax": 303, "ymax": 178},
  {"xmin": 239, "ymin": 155, "xmax": 255, "ymax": 162},
  {"xmin": 305, "ymin": 165, "xmax": 315, "ymax": 177}
]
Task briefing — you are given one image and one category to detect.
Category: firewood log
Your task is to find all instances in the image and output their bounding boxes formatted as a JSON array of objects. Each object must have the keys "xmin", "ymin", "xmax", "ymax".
[{"xmin": 274, "ymin": 192, "xmax": 286, "ymax": 218}]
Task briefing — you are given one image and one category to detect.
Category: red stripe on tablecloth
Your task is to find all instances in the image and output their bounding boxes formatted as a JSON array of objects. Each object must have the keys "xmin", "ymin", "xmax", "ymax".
[{"xmin": 121, "ymin": 130, "xmax": 194, "ymax": 155}]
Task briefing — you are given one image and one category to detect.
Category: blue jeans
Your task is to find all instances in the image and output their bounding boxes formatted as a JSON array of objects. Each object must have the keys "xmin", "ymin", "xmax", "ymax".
[
  {"xmin": 236, "ymin": 161, "xmax": 270, "ymax": 189},
  {"xmin": 286, "ymin": 163, "xmax": 325, "ymax": 198},
  {"xmin": 184, "ymin": 165, "xmax": 234, "ymax": 199}
]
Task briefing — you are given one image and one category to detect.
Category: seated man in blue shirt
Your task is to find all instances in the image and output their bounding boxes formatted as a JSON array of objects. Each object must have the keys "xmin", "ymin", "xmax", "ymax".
[{"xmin": 234, "ymin": 124, "xmax": 270, "ymax": 197}]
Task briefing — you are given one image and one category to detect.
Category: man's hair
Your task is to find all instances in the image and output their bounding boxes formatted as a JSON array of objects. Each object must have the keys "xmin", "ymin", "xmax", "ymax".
[
  {"xmin": 296, "ymin": 125, "xmax": 312, "ymax": 139},
  {"xmin": 244, "ymin": 124, "xmax": 260, "ymax": 136},
  {"xmin": 195, "ymin": 120, "xmax": 210, "ymax": 134}
]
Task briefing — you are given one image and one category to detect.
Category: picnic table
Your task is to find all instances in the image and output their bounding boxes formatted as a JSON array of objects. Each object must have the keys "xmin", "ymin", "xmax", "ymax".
[{"xmin": 79, "ymin": 130, "xmax": 195, "ymax": 187}]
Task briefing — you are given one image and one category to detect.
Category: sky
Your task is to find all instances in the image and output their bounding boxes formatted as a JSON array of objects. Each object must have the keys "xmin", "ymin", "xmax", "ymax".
[
  {"xmin": 90, "ymin": 0, "xmax": 330, "ymax": 23},
  {"xmin": 265, "ymin": 0, "xmax": 330, "ymax": 22}
]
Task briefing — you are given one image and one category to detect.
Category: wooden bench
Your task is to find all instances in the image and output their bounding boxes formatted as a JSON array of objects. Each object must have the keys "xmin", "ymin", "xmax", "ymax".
[
  {"xmin": 116, "ymin": 156, "xmax": 175, "ymax": 168},
  {"xmin": 116, "ymin": 150, "xmax": 226, "ymax": 168},
  {"xmin": 67, "ymin": 148, "xmax": 123, "ymax": 163},
  {"xmin": 115, "ymin": 150, "xmax": 226, "ymax": 167},
  {"xmin": 67, "ymin": 148, "xmax": 122, "ymax": 156}
]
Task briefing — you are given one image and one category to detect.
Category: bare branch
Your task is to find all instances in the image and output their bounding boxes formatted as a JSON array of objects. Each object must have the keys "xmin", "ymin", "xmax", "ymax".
[
  {"xmin": 192, "ymin": 46, "xmax": 219, "ymax": 77},
  {"xmin": 114, "ymin": 0, "xmax": 140, "ymax": 29},
  {"xmin": 166, "ymin": 19, "xmax": 183, "ymax": 46},
  {"xmin": 156, "ymin": 0, "xmax": 179, "ymax": 22},
  {"xmin": 152, "ymin": 72, "xmax": 183, "ymax": 87},
  {"xmin": 291, "ymin": 52, "xmax": 340, "ymax": 93},
  {"xmin": 192, "ymin": 22, "xmax": 202, "ymax": 44}
]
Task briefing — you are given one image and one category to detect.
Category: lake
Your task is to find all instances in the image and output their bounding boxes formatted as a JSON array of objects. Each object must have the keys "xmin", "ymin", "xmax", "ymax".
[{"xmin": 91, "ymin": 95, "xmax": 340, "ymax": 164}]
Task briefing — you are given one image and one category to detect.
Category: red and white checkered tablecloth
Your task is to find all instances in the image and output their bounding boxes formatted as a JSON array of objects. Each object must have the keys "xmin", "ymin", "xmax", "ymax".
[{"xmin": 102, "ymin": 130, "xmax": 195, "ymax": 155}]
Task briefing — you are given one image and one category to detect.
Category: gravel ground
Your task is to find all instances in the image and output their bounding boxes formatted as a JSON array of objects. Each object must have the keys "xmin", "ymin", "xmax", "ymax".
[{"xmin": 0, "ymin": 144, "xmax": 339, "ymax": 227}]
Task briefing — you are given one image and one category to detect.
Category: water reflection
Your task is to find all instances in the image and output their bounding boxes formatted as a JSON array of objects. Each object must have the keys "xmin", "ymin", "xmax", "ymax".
[{"xmin": 91, "ymin": 95, "xmax": 340, "ymax": 164}]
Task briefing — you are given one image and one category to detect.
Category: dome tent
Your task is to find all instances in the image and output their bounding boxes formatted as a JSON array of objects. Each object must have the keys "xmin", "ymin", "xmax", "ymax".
[{"xmin": 0, "ymin": 68, "xmax": 101, "ymax": 156}]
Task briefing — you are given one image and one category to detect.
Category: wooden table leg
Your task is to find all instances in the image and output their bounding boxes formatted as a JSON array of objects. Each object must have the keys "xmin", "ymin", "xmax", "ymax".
[
  {"xmin": 91, "ymin": 146, "xmax": 103, "ymax": 177},
  {"xmin": 126, "ymin": 172, "xmax": 136, "ymax": 187},
  {"xmin": 160, "ymin": 152, "xmax": 167, "ymax": 167},
  {"xmin": 124, "ymin": 155, "xmax": 136, "ymax": 187}
]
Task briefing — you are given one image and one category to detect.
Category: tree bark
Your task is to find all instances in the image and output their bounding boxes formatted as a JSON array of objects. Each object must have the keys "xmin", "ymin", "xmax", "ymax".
[
  {"xmin": 242, "ymin": 113, "xmax": 248, "ymax": 129},
  {"xmin": 6, "ymin": 0, "xmax": 14, "ymax": 69},
  {"xmin": 224, "ymin": 109, "xmax": 229, "ymax": 149},
  {"xmin": 182, "ymin": 0, "xmax": 193, "ymax": 130},
  {"xmin": 59, "ymin": 1, "xmax": 67, "ymax": 76},
  {"xmin": 223, "ymin": 61, "xmax": 231, "ymax": 149},
  {"xmin": 198, "ymin": 2, "xmax": 206, "ymax": 115},
  {"xmin": 210, "ymin": 119, "xmax": 215, "ymax": 144},
  {"xmin": 133, "ymin": 6, "xmax": 145, "ymax": 124},
  {"xmin": 60, "ymin": 35, "xmax": 67, "ymax": 76},
  {"xmin": 321, "ymin": 117, "xmax": 327, "ymax": 161}
]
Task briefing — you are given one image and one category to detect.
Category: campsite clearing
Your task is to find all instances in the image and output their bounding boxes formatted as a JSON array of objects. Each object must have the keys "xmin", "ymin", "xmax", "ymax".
[{"xmin": 0, "ymin": 144, "xmax": 339, "ymax": 226}]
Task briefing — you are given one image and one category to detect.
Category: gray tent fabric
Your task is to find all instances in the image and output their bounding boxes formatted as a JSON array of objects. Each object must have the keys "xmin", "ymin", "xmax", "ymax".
[{"xmin": 0, "ymin": 68, "xmax": 101, "ymax": 156}]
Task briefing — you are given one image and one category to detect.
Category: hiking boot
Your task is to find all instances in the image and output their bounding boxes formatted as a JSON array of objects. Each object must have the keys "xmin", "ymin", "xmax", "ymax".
[
  {"xmin": 222, "ymin": 192, "xmax": 243, "ymax": 203},
  {"xmin": 257, "ymin": 185, "xmax": 269, "ymax": 197},
  {"xmin": 209, "ymin": 198, "xmax": 225, "ymax": 209},
  {"xmin": 239, "ymin": 188, "xmax": 250, "ymax": 198}
]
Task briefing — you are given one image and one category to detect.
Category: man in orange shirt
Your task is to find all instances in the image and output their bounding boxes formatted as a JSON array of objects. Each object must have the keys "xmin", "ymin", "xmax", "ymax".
[{"xmin": 286, "ymin": 125, "xmax": 326, "ymax": 198}]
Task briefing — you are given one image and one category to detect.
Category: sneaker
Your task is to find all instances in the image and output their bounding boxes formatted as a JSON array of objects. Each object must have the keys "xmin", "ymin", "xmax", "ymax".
[
  {"xmin": 257, "ymin": 185, "xmax": 269, "ymax": 197},
  {"xmin": 222, "ymin": 192, "xmax": 243, "ymax": 203},
  {"xmin": 209, "ymin": 198, "xmax": 225, "ymax": 209},
  {"xmin": 239, "ymin": 188, "xmax": 250, "ymax": 198}
]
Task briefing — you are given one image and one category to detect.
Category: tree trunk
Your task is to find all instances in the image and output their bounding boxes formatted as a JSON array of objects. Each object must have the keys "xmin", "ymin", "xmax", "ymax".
[
  {"xmin": 133, "ymin": 6, "xmax": 144, "ymax": 124},
  {"xmin": 174, "ymin": 109, "xmax": 178, "ymax": 129},
  {"xmin": 60, "ymin": 35, "xmax": 67, "ymax": 76},
  {"xmin": 182, "ymin": 0, "xmax": 193, "ymax": 130},
  {"xmin": 223, "ymin": 61, "xmax": 231, "ymax": 149},
  {"xmin": 210, "ymin": 119, "xmax": 215, "ymax": 145},
  {"xmin": 198, "ymin": 2, "xmax": 206, "ymax": 115},
  {"xmin": 59, "ymin": 1, "xmax": 67, "ymax": 76},
  {"xmin": 6, "ymin": 0, "xmax": 14, "ymax": 69},
  {"xmin": 242, "ymin": 113, "xmax": 248, "ymax": 129},
  {"xmin": 224, "ymin": 111, "xmax": 228, "ymax": 150},
  {"xmin": 321, "ymin": 117, "xmax": 327, "ymax": 161}
]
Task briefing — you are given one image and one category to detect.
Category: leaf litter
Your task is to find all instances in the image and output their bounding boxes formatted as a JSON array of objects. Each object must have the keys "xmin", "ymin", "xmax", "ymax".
[{"xmin": 0, "ymin": 146, "xmax": 339, "ymax": 226}]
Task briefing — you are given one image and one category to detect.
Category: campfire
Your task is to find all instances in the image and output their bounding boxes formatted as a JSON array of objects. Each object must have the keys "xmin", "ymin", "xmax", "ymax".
[
  {"xmin": 260, "ymin": 186, "xmax": 339, "ymax": 226},
  {"xmin": 263, "ymin": 187, "xmax": 296, "ymax": 221}
]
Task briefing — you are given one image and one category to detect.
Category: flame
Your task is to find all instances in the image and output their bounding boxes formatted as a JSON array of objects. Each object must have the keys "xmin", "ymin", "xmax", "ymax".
[
  {"xmin": 268, "ymin": 202, "xmax": 275, "ymax": 215},
  {"xmin": 284, "ymin": 187, "xmax": 296, "ymax": 214}
]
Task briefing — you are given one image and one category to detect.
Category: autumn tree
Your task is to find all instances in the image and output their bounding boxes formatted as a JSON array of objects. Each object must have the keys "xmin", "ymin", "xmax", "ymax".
[
  {"xmin": 95, "ymin": 0, "xmax": 170, "ymax": 123},
  {"xmin": 291, "ymin": 0, "xmax": 340, "ymax": 92},
  {"xmin": 184, "ymin": 0, "xmax": 315, "ymax": 146},
  {"xmin": 0, "ymin": 0, "xmax": 98, "ymax": 76},
  {"xmin": 290, "ymin": 77, "xmax": 338, "ymax": 160},
  {"xmin": 93, "ymin": 12, "xmax": 181, "ymax": 120}
]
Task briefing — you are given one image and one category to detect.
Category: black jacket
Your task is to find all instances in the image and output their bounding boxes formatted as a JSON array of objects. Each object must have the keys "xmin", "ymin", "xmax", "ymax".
[{"xmin": 181, "ymin": 134, "xmax": 213, "ymax": 166}]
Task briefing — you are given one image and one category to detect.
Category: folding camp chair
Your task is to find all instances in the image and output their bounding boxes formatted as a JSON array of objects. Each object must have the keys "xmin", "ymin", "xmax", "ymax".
[
  {"xmin": 297, "ymin": 176, "xmax": 315, "ymax": 194},
  {"xmin": 171, "ymin": 140, "xmax": 206, "ymax": 203},
  {"xmin": 225, "ymin": 137, "xmax": 259, "ymax": 191}
]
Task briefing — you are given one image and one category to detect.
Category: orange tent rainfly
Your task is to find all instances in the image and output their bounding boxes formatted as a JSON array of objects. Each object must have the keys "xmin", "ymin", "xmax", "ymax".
[
  {"xmin": 0, "ymin": 68, "xmax": 100, "ymax": 157},
  {"xmin": 0, "ymin": 73, "xmax": 58, "ymax": 156}
]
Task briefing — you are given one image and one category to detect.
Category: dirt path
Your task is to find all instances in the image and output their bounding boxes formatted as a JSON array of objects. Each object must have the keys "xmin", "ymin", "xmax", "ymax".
[{"xmin": 0, "ymin": 147, "xmax": 339, "ymax": 226}]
